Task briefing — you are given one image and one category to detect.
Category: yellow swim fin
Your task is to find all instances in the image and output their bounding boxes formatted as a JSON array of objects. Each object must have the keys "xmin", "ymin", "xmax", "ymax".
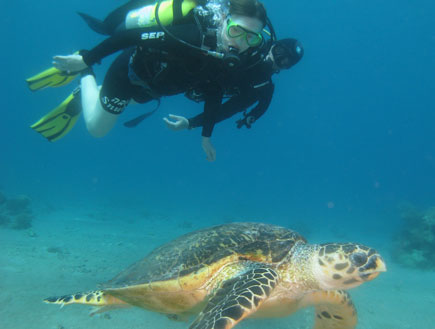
[
  {"xmin": 26, "ymin": 66, "xmax": 79, "ymax": 92},
  {"xmin": 31, "ymin": 88, "xmax": 82, "ymax": 142}
]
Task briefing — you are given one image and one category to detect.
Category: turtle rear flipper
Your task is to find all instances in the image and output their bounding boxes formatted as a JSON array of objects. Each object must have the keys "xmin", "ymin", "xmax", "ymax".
[
  {"xmin": 190, "ymin": 266, "xmax": 279, "ymax": 329},
  {"xmin": 44, "ymin": 290, "xmax": 127, "ymax": 308},
  {"xmin": 300, "ymin": 290, "xmax": 357, "ymax": 329}
]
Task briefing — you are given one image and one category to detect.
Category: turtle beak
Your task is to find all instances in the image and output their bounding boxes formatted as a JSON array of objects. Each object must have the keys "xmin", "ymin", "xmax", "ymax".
[
  {"xmin": 375, "ymin": 256, "xmax": 387, "ymax": 272},
  {"xmin": 360, "ymin": 271, "xmax": 380, "ymax": 281}
]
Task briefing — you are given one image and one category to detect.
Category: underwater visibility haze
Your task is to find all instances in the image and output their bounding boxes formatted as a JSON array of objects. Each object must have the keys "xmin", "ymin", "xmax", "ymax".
[{"xmin": 1, "ymin": 0, "xmax": 434, "ymax": 328}]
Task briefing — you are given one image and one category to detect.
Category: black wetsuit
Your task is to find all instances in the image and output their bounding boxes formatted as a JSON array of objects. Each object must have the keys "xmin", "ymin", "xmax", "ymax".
[
  {"xmin": 188, "ymin": 59, "xmax": 275, "ymax": 132},
  {"xmin": 81, "ymin": 22, "xmax": 245, "ymax": 137}
]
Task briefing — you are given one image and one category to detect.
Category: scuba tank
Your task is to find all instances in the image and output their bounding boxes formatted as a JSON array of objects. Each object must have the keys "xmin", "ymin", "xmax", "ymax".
[
  {"xmin": 78, "ymin": 0, "xmax": 202, "ymax": 35},
  {"xmin": 125, "ymin": 0, "xmax": 197, "ymax": 29}
]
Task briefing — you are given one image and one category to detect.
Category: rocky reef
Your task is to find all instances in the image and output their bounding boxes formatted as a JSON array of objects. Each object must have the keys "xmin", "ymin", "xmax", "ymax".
[
  {"xmin": 0, "ymin": 191, "xmax": 34, "ymax": 230},
  {"xmin": 392, "ymin": 205, "xmax": 435, "ymax": 269}
]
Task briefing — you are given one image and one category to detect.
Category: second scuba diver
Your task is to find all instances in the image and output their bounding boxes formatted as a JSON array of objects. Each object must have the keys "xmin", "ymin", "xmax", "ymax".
[
  {"xmin": 28, "ymin": 0, "xmax": 270, "ymax": 161},
  {"xmin": 164, "ymin": 38, "xmax": 304, "ymax": 140}
]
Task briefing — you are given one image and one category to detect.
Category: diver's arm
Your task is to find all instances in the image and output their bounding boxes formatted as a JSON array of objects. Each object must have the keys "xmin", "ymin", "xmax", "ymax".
[
  {"xmin": 234, "ymin": 82, "xmax": 274, "ymax": 129},
  {"xmin": 163, "ymin": 84, "xmax": 221, "ymax": 162},
  {"xmin": 243, "ymin": 81, "xmax": 274, "ymax": 120},
  {"xmin": 188, "ymin": 95, "xmax": 251, "ymax": 128},
  {"xmin": 53, "ymin": 24, "xmax": 201, "ymax": 71},
  {"xmin": 188, "ymin": 82, "xmax": 274, "ymax": 128},
  {"xmin": 82, "ymin": 24, "xmax": 200, "ymax": 66},
  {"xmin": 82, "ymin": 29, "xmax": 148, "ymax": 66},
  {"xmin": 187, "ymin": 113, "xmax": 204, "ymax": 129},
  {"xmin": 199, "ymin": 84, "xmax": 223, "ymax": 162},
  {"xmin": 200, "ymin": 84, "xmax": 223, "ymax": 138}
]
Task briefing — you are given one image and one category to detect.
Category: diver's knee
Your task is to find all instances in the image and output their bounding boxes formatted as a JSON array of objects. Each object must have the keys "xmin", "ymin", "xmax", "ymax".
[
  {"xmin": 82, "ymin": 96, "xmax": 119, "ymax": 138},
  {"xmin": 85, "ymin": 112, "xmax": 117, "ymax": 137},
  {"xmin": 86, "ymin": 120, "xmax": 112, "ymax": 138}
]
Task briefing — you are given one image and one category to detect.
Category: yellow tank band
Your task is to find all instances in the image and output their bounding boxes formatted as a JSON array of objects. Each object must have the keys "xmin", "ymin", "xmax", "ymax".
[{"xmin": 126, "ymin": 0, "xmax": 197, "ymax": 29}]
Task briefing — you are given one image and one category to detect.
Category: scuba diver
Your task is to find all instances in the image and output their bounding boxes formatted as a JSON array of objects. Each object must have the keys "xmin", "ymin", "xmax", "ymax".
[
  {"xmin": 27, "ymin": 0, "xmax": 270, "ymax": 161},
  {"xmin": 164, "ymin": 37, "xmax": 304, "ymax": 149}
]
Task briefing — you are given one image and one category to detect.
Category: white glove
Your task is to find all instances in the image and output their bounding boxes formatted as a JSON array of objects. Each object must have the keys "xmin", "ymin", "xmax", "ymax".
[
  {"xmin": 163, "ymin": 114, "xmax": 189, "ymax": 131},
  {"xmin": 52, "ymin": 54, "xmax": 88, "ymax": 73},
  {"xmin": 202, "ymin": 137, "xmax": 216, "ymax": 162}
]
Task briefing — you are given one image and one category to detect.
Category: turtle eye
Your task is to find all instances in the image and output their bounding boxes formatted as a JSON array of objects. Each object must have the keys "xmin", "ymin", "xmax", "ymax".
[{"xmin": 350, "ymin": 252, "xmax": 368, "ymax": 267}]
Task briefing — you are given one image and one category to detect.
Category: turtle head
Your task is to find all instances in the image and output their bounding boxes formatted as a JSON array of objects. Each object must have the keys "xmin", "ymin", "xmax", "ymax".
[{"xmin": 312, "ymin": 243, "xmax": 386, "ymax": 290}]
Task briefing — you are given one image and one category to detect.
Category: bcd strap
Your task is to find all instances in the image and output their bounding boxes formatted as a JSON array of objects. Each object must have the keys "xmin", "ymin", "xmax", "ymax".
[{"xmin": 172, "ymin": 0, "xmax": 183, "ymax": 24}]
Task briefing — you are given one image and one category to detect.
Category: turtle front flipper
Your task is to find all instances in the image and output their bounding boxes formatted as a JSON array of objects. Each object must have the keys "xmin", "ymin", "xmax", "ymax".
[
  {"xmin": 190, "ymin": 266, "xmax": 279, "ymax": 329},
  {"xmin": 300, "ymin": 290, "xmax": 357, "ymax": 329},
  {"xmin": 44, "ymin": 290, "xmax": 127, "ymax": 308}
]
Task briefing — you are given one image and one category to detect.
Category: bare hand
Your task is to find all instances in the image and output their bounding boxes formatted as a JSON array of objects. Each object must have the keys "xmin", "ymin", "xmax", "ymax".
[
  {"xmin": 163, "ymin": 114, "xmax": 189, "ymax": 131},
  {"xmin": 202, "ymin": 137, "xmax": 216, "ymax": 162},
  {"xmin": 53, "ymin": 54, "xmax": 88, "ymax": 73}
]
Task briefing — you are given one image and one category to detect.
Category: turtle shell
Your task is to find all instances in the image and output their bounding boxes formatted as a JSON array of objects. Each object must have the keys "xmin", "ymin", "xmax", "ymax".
[{"xmin": 104, "ymin": 222, "xmax": 306, "ymax": 288}]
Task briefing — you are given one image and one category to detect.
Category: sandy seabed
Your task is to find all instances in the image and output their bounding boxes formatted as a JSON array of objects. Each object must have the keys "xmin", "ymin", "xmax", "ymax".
[{"xmin": 1, "ymin": 209, "xmax": 434, "ymax": 329}]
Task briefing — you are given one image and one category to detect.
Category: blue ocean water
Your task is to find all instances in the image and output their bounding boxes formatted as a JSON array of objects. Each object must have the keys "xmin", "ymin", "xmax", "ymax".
[
  {"xmin": 0, "ymin": 0, "xmax": 434, "ymax": 327},
  {"xmin": 1, "ymin": 0, "xmax": 434, "ymax": 228}
]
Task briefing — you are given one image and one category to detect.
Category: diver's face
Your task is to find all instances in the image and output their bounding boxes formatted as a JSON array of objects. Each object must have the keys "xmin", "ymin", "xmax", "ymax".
[{"xmin": 221, "ymin": 15, "xmax": 263, "ymax": 53}]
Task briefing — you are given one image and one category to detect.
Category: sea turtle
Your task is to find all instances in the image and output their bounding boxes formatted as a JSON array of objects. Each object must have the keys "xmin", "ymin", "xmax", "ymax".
[{"xmin": 45, "ymin": 222, "xmax": 386, "ymax": 329}]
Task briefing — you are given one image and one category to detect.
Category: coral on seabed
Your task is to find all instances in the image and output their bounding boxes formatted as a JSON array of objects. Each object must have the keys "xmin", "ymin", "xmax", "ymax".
[
  {"xmin": 0, "ymin": 192, "xmax": 34, "ymax": 230},
  {"xmin": 392, "ymin": 205, "xmax": 435, "ymax": 269},
  {"xmin": 5, "ymin": 195, "xmax": 31, "ymax": 215}
]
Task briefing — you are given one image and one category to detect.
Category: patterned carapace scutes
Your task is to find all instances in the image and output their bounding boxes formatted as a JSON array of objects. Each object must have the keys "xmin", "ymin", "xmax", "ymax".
[{"xmin": 104, "ymin": 222, "xmax": 306, "ymax": 288}]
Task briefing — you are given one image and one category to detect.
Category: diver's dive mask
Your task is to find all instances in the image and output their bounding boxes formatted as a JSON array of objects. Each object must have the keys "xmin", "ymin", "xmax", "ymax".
[
  {"xmin": 222, "ymin": 18, "xmax": 264, "ymax": 69},
  {"xmin": 226, "ymin": 18, "xmax": 263, "ymax": 47}
]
